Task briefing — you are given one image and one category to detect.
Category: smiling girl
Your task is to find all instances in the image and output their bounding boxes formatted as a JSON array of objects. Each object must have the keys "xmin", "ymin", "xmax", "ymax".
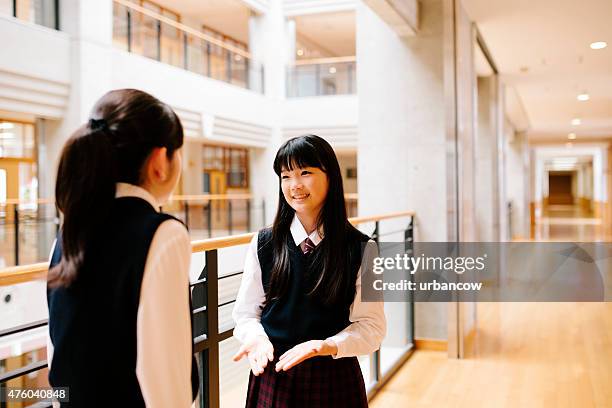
[{"xmin": 232, "ymin": 135, "xmax": 386, "ymax": 407}]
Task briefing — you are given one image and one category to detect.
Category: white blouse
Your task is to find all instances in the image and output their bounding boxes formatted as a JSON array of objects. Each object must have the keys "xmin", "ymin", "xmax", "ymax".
[
  {"xmin": 47, "ymin": 183, "xmax": 193, "ymax": 408},
  {"xmin": 232, "ymin": 215, "xmax": 386, "ymax": 359}
]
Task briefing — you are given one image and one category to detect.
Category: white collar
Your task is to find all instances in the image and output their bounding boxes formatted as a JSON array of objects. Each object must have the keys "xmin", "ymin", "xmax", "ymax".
[
  {"xmin": 115, "ymin": 183, "xmax": 159, "ymax": 211},
  {"xmin": 290, "ymin": 214, "xmax": 323, "ymax": 247}
]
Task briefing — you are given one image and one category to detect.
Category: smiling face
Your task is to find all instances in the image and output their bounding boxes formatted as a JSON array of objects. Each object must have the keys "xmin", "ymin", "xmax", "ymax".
[{"xmin": 281, "ymin": 165, "xmax": 329, "ymax": 218}]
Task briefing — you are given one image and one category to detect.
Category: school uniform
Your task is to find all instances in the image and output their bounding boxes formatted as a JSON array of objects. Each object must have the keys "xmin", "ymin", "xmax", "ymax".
[
  {"xmin": 46, "ymin": 183, "xmax": 198, "ymax": 407},
  {"xmin": 233, "ymin": 215, "xmax": 386, "ymax": 408}
]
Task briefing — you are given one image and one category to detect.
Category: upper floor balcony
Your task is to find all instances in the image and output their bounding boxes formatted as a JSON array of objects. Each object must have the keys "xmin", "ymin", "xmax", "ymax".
[
  {"xmin": 287, "ymin": 57, "xmax": 356, "ymax": 97},
  {"xmin": 112, "ymin": 0, "xmax": 265, "ymax": 93},
  {"xmin": 286, "ymin": 9, "xmax": 356, "ymax": 97}
]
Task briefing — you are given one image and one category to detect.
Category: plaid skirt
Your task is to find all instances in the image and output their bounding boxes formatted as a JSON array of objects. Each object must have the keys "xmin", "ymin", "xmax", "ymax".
[{"xmin": 245, "ymin": 343, "xmax": 368, "ymax": 408}]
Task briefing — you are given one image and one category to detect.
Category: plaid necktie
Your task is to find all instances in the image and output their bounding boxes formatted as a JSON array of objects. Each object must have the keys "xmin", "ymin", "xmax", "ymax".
[{"xmin": 302, "ymin": 237, "xmax": 315, "ymax": 255}]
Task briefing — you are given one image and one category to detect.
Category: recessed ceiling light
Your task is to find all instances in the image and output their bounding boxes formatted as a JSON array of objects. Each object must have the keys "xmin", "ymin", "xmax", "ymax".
[
  {"xmin": 571, "ymin": 118, "xmax": 581, "ymax": 126},
  {"xmin": 577, "ymin": 93, "xmax": 590, "ymax": 101},
  {"xmin": 568, "ymin": 133, "xmax": 577, "ymax": 140},
  {"xmin": 296, "ymin": 49, "xmax": 304, "ymax": 56},
  {"xmin": 329, "ymin": 66, "xmax": 337, "ymax": 74},
  {"xmin": 590, "ymin": 41, "xmax": 607, "ymax": 50}
]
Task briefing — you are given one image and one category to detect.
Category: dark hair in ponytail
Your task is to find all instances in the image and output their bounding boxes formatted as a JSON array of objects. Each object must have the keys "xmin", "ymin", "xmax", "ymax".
[
  {"xmin": 48, "ymin": 89, "xmax": 184, "ymax": 287},
  {"xmin": 267, "ymin": 135, "xmax": 352, "ymax": 306}
]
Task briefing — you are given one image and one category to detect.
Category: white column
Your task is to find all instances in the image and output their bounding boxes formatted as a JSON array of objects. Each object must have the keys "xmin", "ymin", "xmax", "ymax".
[
  {"xmin": 248, "ymin": 0, "xmax": 288, "ymax": 224},
  {"xmin": 357, "ymin": 0, "xmax": 455, "ymax": 345},
  {"xmin": 475, "ymin": 75, "xmax": 503, "ymax": 242}
]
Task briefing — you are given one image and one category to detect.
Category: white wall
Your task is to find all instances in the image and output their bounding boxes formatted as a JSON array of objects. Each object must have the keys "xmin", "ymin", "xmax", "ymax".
[
  {"xmin": 0, "ymin": 15, "xmax": 71, "ymax": 118},
  {"xmin": 357, "ymin": 0, "xmax": 448, "ymax": 343}
]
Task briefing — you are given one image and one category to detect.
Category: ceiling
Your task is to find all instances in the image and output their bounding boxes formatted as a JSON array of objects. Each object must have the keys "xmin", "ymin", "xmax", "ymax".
[
  {"xmin": 293, "ymin": 11, "xmax": 356, "ymax": 57},
  {"xmin": 462, "ymin": 0, "xmax": 612, "ymax": 143},
  {"xmin": 152, "ymin": 0, "xmax": 252, "ymax": 44}
]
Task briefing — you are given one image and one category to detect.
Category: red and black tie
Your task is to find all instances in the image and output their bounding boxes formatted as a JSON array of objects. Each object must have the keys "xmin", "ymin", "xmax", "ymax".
[{"xmin": 302, "ymin": 237, "xmax": 315, "ymax": 255}]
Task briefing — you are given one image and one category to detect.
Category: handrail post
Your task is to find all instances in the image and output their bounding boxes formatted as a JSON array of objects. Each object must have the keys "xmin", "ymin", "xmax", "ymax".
[
  {"xmin": 127, "ymin": 8, "xmax": 132, "ymax": 52},
  {"xmin": 370, "ymin": 350, "xmax": 380, "ymax": 386},
  {"xmin": 315, "ymin": 64, "xmax": 321, "ymax": 95},
  {"xmin": 405, "ymin": 215, "xmax": 415, "ymax": 344},
  {"xmin": 373, "ymin": 220, "xmax": 379, "ymax": 243},
  {"xmin": 156, "ymin": 20, "xmax": 161, "ymax": 61},
  {"xmin": 262, "ymin": 198, "xmax": 266, "ymax": 227},
  {"xmin": 206, "ymin": 42, "xmax": 211, "ymax": 77},
  {"xmin": 183, "ymin": 32, "xmax": 189, "ymax": 70},
  {"xmin": 228, "ymin": 200, "xmax": 233, "ymax": 235},
  {"xmin": 201, "ymin": 249, "xmax": 220, "ymax": 408},
  {"xmin": 260, "ymin": 64, "xmax": 265, "ymax": 94},
  {"xmin": 348, "ymin": 62, "xmax": 353, "ymax": 94},
  {"xmin": 245, "ymin": 58, "xmax": 250, "ymax": 90},
  {"xmin": 206, "ymin": 202, "xmax": 212, "ymax": 238},
  {"xmin": 184, "ymin": 201, "xmax": 190, "ymax": 229},
  {"xmin": 246, "ymin": 199, "xmax": 251, "ymax": 232},
  {"xmin": 226, "ymin": 51, "xmax": 232, "ymax": 84},
  {"xmin": 14, "ymin": 204, "xmax": 19, "ymax": 266}
]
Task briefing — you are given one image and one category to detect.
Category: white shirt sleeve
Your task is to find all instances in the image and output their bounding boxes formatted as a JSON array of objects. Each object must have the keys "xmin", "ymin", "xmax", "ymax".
[
  {"xmin": 136, "ymin": 220, "xmax": 193, "ymax": 408},
  {"xmin": 232, "ymin": 233, "xmax": 269, "ymax": 344},
  {"xmin": 326, "ymin": 240, "xmax": 387, "ymax": 358}
]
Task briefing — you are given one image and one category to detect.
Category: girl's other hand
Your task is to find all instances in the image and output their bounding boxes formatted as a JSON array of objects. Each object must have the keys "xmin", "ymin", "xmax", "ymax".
[
  {"xmin": 274, "ymin": 339, "xmax": 338, "ymax": 372},
  {"xmin": 232, "ymin": 335, "xmax": 274, "ymax": 376}
]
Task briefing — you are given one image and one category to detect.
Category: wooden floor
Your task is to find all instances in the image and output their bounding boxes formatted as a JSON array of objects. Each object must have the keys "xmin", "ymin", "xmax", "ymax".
[{"xmin": 370, "ymin": 205, "xmax": 612, "ymax": 408}]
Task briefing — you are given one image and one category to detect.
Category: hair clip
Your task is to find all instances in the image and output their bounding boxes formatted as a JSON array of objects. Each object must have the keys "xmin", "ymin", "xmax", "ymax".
[{"xmin": 88, "ymin": 118, "xmax": 108, "ymax": 131}]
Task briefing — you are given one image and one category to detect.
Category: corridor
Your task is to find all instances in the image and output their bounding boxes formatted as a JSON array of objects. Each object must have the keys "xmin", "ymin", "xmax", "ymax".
[{"xmin": 371, "ymin": 205, "xmax": 612, "ymax": 408}]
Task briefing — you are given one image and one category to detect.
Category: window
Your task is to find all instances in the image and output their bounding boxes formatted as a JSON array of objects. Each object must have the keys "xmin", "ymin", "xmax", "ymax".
[
  {"xmin": 0, "ymin": 169, "xmax": 6, "ymax": 203},
  {"xmin": 0, "ymin": 121, "xmax": 35, "ymax": 159},
  {"xmin": 202, "ymin": 145, "xmax": 249, "ymax": 189}
]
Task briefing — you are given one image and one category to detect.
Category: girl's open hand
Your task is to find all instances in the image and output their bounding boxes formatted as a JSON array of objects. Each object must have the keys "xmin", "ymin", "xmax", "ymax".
[
  {"xmin": 275, "ymin": 339, "xmax": 338, "ymax": 372},
  {"xmin": 232, "ymin": 335, "xmax": 274, "ymax": 376}
]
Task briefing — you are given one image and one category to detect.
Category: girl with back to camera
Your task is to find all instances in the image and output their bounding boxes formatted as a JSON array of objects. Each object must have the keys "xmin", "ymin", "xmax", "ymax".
[
  {"xmin": 232, "ymin": 135, "xmax": 386, "ymax": 407},
  {"xmin": 47, "ymin": 89, "xmax": 198, "ymax": 407}
]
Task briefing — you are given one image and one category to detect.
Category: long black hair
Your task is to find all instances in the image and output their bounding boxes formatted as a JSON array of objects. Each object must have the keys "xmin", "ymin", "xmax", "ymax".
[
  {"xmin": 268, "ymin": 135, "xmax": 354, "ymax": 306},
  {"xmin": 48, "ymin": 89, "xmax": 184, "ymax": 287}
]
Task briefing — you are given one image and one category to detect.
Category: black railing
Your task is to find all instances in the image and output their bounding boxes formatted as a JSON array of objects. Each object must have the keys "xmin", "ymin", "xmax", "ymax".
[{"xmin": 0, "ymin": 213, "xmax": 415, "ymax": 406}]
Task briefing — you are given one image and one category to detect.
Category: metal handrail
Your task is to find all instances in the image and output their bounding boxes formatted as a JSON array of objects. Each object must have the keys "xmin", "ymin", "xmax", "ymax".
[
  {"xmin": 293, "ymin": 56, "xmax": 357, "ymax": 66},
  {"xmin": 0, "ymin": 211, "xmax": 411, "ymax": 285},
  {"xmin": 0, "ymin": 193, "xmax": 358, "ymax": 206},
  {"xmin": 0, "ymin": 211, "xmax": 416, "ymax": 407}
]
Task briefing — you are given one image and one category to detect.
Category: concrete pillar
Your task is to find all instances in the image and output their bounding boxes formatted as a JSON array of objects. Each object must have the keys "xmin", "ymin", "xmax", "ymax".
[{"xmin": 358, "ymin": 0, "xmax": 479, "ymax": 349}]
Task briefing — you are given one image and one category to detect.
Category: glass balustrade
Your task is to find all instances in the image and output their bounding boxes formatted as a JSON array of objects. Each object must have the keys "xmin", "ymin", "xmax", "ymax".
[
  {"xmin": 287, "ymin": 60, "xmax": 356, "ymax": 97},
  {"xmin": 0, "ymin": 0, "xmax": 58, "ymax": 30},
  {"xmin": 112, "ymin": 1, "xmax": 264, "ymax": 93}
]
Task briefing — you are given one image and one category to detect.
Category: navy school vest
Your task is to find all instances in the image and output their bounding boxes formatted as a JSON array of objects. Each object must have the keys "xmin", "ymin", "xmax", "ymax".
[
  {"xmin": 257, "ymin": 225, "xmax": 370, "ymax": 346},
  {"xmin": 47, "ymin": 197, "xmax": 199, "ymax": 406}
]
